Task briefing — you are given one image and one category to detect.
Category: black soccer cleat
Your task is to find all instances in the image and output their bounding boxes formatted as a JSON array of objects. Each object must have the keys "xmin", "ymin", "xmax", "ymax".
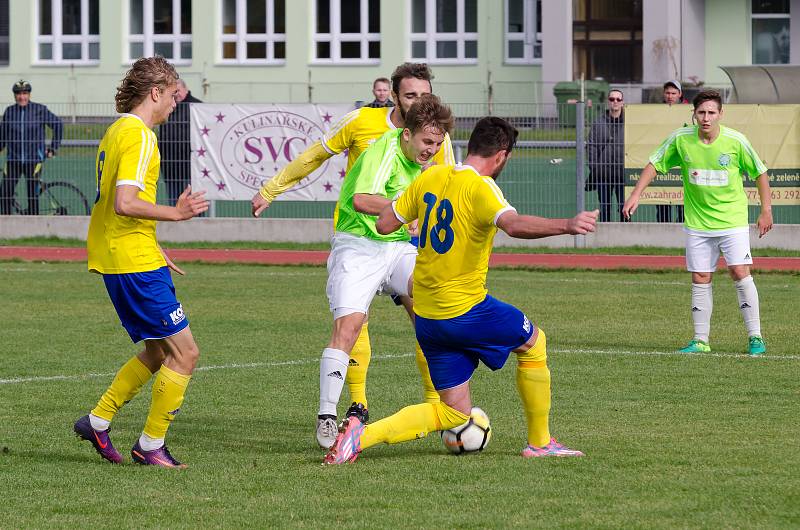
[{"xmin": 345, "ymin": 402, "xmax": 369, "ymax": 424}]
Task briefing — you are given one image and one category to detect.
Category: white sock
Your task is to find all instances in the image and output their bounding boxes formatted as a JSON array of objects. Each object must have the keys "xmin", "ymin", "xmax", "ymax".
[
  {"xmin": 138, "ymin": 433, "xmax": 164, "ymax": 451},
  {"xmin": 89, "ymin": 414, "xmax": 110, "ymax": 432},
  {"xmin": 735, "ymin": 276, "xmax": 761, "ymax": 338},
  {"xmin": 691, "ymin": 282, "xmax": 713, "ymax": 343},
  {"xmin": 319, "ymin": 347, "xmax": 349, "ymax": 417}
]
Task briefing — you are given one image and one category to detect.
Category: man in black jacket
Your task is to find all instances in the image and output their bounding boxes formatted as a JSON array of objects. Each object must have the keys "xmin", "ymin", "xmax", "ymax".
[
  {"xmin": 0, "ymin": 80, "xmax": 63, "ymax": 215},
  {"xmin": 159, "ymin": 79, "xmax": 202, "ymax": 206},
  {"xmin": 587, "ymin": 89, "xmax": 627, "ymax": 222}
]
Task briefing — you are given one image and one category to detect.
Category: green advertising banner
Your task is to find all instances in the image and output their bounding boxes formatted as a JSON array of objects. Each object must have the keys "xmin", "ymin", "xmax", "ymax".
[{"xmin": 625, "ymin": 104, "xmax": 800, "ymax": 205}]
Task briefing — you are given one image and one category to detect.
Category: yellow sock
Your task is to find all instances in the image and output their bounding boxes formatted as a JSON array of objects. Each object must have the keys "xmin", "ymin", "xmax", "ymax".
[
  {"xmin": 414, "ymin": 343, "xmax": 440, "ymax": 403},
  {"xmin": 143, "ymin": 365, "xmax": 191, "ymax": 440},
  {"xmin": 91, "ymin": 355, "xmax": 154, "ymax": 422},
  {"xmin": 361, "ymin": 402, "xmax": 469, "ymax": 450},
  {"xmin": 515, "ymin": 329, "xmax": 551, "ymax": 447},
  {"xmin": 346, "ymin": 322, "xmax": 371, "ymax": 407}
]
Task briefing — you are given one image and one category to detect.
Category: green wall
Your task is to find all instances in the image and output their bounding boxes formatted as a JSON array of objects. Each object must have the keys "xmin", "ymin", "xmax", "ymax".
[
  {"xmin": 0, "ymin": 0, "xmax": 541, "ymax": 107},
  {"xmin": 705, "ymin": 0, "xmax": 752, "ymax": 85}
]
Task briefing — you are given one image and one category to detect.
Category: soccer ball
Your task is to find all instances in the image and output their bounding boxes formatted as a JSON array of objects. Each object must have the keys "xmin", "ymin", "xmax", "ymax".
[{"xmin": 441, "ymin": 407, "xmax": 492, "ymax": 454}]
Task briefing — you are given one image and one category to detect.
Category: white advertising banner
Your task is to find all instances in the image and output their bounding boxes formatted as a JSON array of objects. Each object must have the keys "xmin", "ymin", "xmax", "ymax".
[{"xmin": 190, "ymin": 103, "xmax": 353, "ymax": 200}]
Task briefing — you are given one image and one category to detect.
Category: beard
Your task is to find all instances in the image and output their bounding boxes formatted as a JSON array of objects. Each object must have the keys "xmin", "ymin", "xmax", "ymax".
[{"xmin": 491, "ymin": 158, "xmax": 509, "ymax": 180}]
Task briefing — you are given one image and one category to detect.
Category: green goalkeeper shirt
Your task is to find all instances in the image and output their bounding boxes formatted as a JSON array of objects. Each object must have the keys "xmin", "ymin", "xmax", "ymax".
[
  {"xmin": 649, "ymin": 125, "xmax": 768, "ymax": 232},
  {"xmin": 335, "ymin": 129, "xmax": 421, "ymax": 242}
]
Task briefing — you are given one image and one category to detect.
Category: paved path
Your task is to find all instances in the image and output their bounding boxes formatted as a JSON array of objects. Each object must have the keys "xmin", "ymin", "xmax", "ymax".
[{"xmin": 1, "ymin": 246, "xmax": 799, "ymax": 271}]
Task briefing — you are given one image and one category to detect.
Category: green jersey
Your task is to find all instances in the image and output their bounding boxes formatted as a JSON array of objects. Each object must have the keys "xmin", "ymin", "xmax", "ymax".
[
  {"xmin": 335, "ymin": 129, "xmax": 421, "ymax": 242},
  {"xmin": 650, "ymin": 125, "xmax": 767, "ymax": 232}
]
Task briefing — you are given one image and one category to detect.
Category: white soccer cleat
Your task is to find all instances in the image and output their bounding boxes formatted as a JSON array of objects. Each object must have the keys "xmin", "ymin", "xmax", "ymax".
[{"xmin": 316, "ymin": 415, "xmax": 338, "ymax": 449}]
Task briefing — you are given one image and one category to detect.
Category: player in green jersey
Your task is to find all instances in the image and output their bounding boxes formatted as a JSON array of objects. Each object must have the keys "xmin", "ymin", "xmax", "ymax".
[
  {"xmin": 623, "ymin": 90, "xmax": 773, "ymax": 356},
  {"xmin": 317, "ymin": 95, "xmax": 454, "ymax": 448}
]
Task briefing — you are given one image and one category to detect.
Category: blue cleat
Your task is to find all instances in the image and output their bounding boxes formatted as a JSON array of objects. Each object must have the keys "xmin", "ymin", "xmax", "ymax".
[
  {"xmin": 73, "ymin": 415, "xmax": 123, "ymax": 464},
  {"xmin": 131, "ymin": 441, "xmax": 187, "ymax": 469}
]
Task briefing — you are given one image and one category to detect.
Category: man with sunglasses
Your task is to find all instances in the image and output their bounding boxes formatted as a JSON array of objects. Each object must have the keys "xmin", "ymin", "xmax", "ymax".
[{"xmin": 587, "ymin": 89, "xmax": 626, "ymax": 222}]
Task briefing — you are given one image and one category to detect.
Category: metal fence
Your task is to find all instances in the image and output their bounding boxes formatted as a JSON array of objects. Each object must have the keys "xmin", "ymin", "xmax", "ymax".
[{"xmin": 0, "ymin": 102, "xmax": 796, "ymax": 225}]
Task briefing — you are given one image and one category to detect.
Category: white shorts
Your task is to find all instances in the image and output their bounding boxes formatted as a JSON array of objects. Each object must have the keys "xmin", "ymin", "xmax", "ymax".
[
  {"xmin": 685, "ymin": 229, "xmax": 753, "ymax": 272},
  {"xmin": 326, "ymin": 232, "xmax": 417, "ymax": 319}
]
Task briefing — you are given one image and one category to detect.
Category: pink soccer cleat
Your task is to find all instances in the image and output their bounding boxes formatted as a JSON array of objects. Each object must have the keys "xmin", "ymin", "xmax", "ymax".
[
  {"xmin": 522, "ymin": 438, "xmax": 585, "ymax": 458},
  {"xmin": 322, "ymin": 417, "xmax": 365, "ymax": 465}
]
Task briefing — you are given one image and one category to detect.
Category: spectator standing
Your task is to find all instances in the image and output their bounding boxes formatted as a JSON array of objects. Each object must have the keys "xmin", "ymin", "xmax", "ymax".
[
  {"xmin": 159, "ymin": 79, "xmax": 202, "ymax": 206},
  {"xmin": 658, "ymin": 79, "xmax": 687, "ymax": 223},
  {"xmin": 0, "ymin": 80, "xmax": 63, "ymax": 215},
  {"xmin": 587, "ymin": 89, "xmax": 626, "ymax": 222},
  {"xmin": 363, "ymin": 77, "xmax": 394, "ymax": 108}
]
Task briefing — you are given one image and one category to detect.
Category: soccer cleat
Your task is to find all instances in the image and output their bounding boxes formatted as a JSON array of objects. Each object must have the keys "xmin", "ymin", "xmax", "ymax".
[
  {"xmin": 131, "ymin": 441, "xmax": 187, "ymax": 469},
  {"xmin": 345, "ymin": 402, "xmax": 369, "ymax": 424},
  {"xmin": 522, "ymin": 438, "xmax": 585, "ymax": 458},
  {"xmin": 316, "ymin": 415, "xmax": 338, "ymax": 449},
  {"xmin": 322, "ymin": 417, "xmax": 364, "ymax": 465},
  {"xmin": 678, "ymin": 340, "xmax": 711, "ymax": 353},
  {"xmin": 748, "ymin": 336, "xmax": 766, "ymax": 356},
  {"xmin": 73, "ymin": 415, "xmax": 123, "ymax": 464}
]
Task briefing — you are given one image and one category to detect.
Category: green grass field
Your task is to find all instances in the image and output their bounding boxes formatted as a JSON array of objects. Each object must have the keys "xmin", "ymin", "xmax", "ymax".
[{"xmin": 0, "ymin": 262, "xmax": 798, "ymax": 528}]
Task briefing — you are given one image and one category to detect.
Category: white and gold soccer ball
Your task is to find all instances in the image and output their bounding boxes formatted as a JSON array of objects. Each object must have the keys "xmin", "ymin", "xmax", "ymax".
[{"xmin": 441, "ymin": 407, "xmax": 492, "ymax": 454}]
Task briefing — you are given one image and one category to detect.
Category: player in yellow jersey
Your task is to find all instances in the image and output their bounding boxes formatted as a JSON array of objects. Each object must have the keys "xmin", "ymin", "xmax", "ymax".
[
  {"xmin": 323, "ymin": 118, "xmax": 599, "ymax": 464},
  {"xmin": 251, "ymin": 64, "xmax": 454, "ymax": 445},
  {"xmin": 73, "ymin": 57, "xmax": 208, "ymax": 468}
]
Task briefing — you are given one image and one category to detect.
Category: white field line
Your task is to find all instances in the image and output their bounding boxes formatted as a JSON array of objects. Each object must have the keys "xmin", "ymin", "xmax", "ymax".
[{"xmin": 1, "ymin": 348, "xmax": 798, "ymax": 386}]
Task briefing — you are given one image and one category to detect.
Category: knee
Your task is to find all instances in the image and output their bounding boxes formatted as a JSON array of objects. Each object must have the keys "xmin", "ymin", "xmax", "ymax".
[
  {"xmin": 692, "ymin": 272, "xmax": 712, "ymax": 284},
  {"xmin": 517, "ymin": 328, "xmax": 547, "ymax": 365},
  {"xmin": 172, "ymin": 341, "xmax": 200, "ymax": 372}
]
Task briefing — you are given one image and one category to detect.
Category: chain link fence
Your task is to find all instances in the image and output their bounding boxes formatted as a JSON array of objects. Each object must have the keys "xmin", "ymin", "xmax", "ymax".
[{"xmin": 0, "ymin": 101, "xmax": 796, "ymax": 224}]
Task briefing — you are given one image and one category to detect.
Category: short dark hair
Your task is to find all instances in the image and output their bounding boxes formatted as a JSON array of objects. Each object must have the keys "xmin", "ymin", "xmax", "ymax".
[
  {"xmin": 693, "ymin": 89, "xmax": 722, "ymax": 111},
  {"xmin": 373, "ymin": 77, "xmax": 390, "ymax": 88},
  {"xmin": 404, "ymin": 94, "xmax": 454, "ymax": 136},
  {"xmin": 467, "ymin": 117, "xmax": 519, "ymax": 158},
  {"xmin": 390, "ymin": 63, "xmax": 433, "ymax": 96}
]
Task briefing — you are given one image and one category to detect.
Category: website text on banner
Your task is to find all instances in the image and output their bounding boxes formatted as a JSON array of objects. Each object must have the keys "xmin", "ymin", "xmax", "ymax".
[
  {"xmin": 624, "ymin": 104, "xmax": 800, "ymax": 205},
  {"xmin": 190, "ymin": 104, "xmax": 352, "ymax": 200}
]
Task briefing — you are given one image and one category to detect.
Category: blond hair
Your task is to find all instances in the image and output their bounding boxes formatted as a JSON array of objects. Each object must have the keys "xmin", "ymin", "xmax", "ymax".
[{"xmin": 115, "ymin": 56, "xmax": 178, "ymax": 114}]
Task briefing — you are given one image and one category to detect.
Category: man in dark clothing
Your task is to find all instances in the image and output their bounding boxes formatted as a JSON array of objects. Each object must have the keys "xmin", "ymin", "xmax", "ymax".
[
  {"xmin": 657, "ymin": 79, "xmax": 687, "ymax": 223},
  {"xmin": 0, "ymin": 80, "xmax": 63, "ymax": 215},
  {"xmin": 363, "ymin": 77, "xmax": 394, "ymax": 108},
  {"xmin": 159, "ymin": 79, "xmax": 202, "ymax": 206},
  {"xmin": 587, "ymin": 89, "xmax": 627, "ymax": 222}
]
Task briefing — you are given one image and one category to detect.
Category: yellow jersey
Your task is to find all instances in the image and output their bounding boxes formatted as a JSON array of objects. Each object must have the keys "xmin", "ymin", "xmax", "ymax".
[
  {"xmin": 87, "ymin": 114, "xmax": 166, "ymax": 274},
  {"xmin": 393, "ymin": 164, "xmax": 515, "ymax": 319},
  {"xmin": 323, "ymin": 105, "xmax": 455, "ymax": 170}
]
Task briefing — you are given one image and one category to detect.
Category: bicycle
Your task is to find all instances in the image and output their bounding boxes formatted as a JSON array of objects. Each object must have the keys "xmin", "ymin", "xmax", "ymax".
[{"xmin": 13, "ymin": 178, "xmax": 91, "ymax": 215}]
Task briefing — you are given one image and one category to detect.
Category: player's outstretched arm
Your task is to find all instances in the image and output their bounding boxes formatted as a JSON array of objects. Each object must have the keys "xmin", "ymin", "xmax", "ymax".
[
  {"xmin": 497, "ymin": 209, "xmax": 598, "ymax": 239},
  {"xmin": 755, "ymin": 172, "xmax": 773, "ymax": 238},
  {"xmin": 115, "ymin": 184, "xmax": 208, "ymax": 221},
  {"xmin": 376, "ymin": 201, "xmax": 405, "ymax": 234},
  {"xmin": 622, "ymin": 163, "xmax": 657, "ymax": 220},
  {"xmin": 251, "ymin": 140, "xmax": 332, "ymax": 217}
]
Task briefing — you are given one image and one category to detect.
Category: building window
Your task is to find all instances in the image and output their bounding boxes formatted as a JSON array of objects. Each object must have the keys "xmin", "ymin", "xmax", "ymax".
[
  {"xmin": 36, "ymin": 0, "xmax": 100, "ymax": 64},
  {"xmin": 129, "ymin": 0, "xmax": 192, "ymax": 64},
  {"xmin": 313, "ymin": 0, "xmax": 380, "ymax": 64},
  {"xmin": 220, "ymin": 0, "xmax": 286, "ymax": 64},
  {"xmin": 572, "ymin": 0, "xmax": 642, "ymax": 83},
  {"xmin": 751, "ymin": 0, "xmax": 790, "ymax": 64},
  {"xmin": 0, "ymin": 0, "xmax": 8, "ymax": 66},
  {"xmin": 505, "ymin": 0, "xmax": 541, "ymax": 64},
  {"xmin": 410, "ymin": 0, "xmax": 478, "ymax": 64}
]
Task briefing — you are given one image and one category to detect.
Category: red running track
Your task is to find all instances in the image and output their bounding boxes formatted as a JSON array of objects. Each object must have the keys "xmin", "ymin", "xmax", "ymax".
[{"xmin": 1, "ymin": 246, "xmax": 798, "ymax": 271}]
